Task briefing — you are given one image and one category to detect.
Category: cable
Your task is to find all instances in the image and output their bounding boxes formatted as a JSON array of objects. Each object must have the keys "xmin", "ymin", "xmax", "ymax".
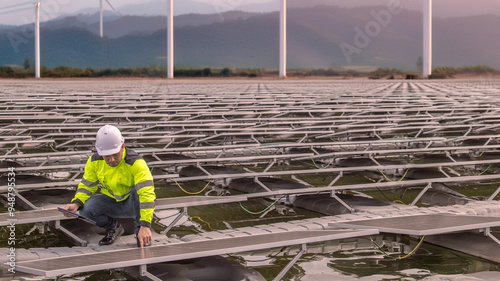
[
  {"xmin": 477, "ymin": 165, "xmax": 491, "ymax": 176},
  {"xmin": 49, "ymin": 143, "xmax": 59, "ymax": 152},
  {"xmin": 376, "ymin": 187, "xmax": 392, "ymax": 201},
  {"xmin": 239, "ymin": 196, "xmax": 284, "ymax": 215},
  {"xmin": 173, "ymin": 179, "xmax": 213, "ymax": 195},
  {"xmin": 189, "ymin": 216, "xmax": 213, "ymax": 230},
  {"xmin": 379, "ymin": 169, "xmax": 409, "ymax": 182},
  {"xmin": 311, "ymin": 156, "xmax": 335, "ymax": 169},
  {"xmin": 369, "ymin": 235, "xmax": 425, "ymax": 260}
]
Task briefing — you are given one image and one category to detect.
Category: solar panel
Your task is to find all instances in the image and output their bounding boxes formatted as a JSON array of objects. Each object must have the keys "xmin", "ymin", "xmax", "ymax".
[
  {"xmin": 12, "ymin": 229, "xmax": 378, "ymax": 277},
  {"xmin": 0, "ymin": 196, "xmax": 247, "ymax": 226},
  {"xmin": 329, "ymin": 214, "xmax": 500, "ymax": 236}
]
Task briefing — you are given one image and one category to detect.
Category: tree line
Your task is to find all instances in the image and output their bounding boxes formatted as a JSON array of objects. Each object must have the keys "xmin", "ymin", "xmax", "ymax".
[{"xmin": 0, "ymin": 63, "xmax": 498, "ymax": 79}]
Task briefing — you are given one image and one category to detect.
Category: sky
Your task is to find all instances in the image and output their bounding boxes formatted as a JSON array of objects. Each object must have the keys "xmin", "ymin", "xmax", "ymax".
[{"xmin": 1, "ymin": 0, "xmax": 499, "ymax": 26}]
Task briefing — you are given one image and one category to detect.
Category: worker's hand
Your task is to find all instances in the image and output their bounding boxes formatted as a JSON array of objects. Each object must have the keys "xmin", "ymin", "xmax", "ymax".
[
  {"xmin": 60, "ymin": 203, "xmax": 79, "ymax": 217},
  {"xmin": 137, "ymin": 226, "xmax": 152, "ymax": 248}
]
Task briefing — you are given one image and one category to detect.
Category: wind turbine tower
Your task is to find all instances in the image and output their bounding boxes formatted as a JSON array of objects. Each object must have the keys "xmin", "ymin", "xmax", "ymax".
[
  {"xmin": 423, "ymin": 0, "xmax": 432, "ymax": 78},
  {"xmin": 280, "ymin": 0, "xmax": 287, "ymax": 79},
  {"xmin": 99, "ymin": 0, "xmax": 115, "ymax": 38},
  {"xmin": 100, "ymin": 0, "xmax": 103, "ymax": 37},
  {"xmin": 35, "ymin": 1, "xmax": 41, "ymax": 79},
  {"xmin": 167, "ymin": 0, "xmax": 174, "ymax": 79}
]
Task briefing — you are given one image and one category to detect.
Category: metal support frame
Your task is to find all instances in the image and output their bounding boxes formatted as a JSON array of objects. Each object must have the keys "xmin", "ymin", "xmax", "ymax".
[
  {"xmin": 438, "ymin": 166, "xmax": 451, "ymax": 178},
  {"xmin": 140, "ymin": 264, "xmax": 162, "ymax": 281},
  {"xmin": 369, "ymin": 155, "xmax": 381, "ymax": 166},
  {"xmin": 70, "ymin": 167, "xmax": 83, "ymax": 181},
  {"xmin": 330, "ymin": 192, "xmax": 355, "ymax": 213},
  {"xmin": 327, "ymin": 171, "xmax": 343, "ymax": 188},
  {"xmin": 411, "ymin": 183, "xmax": 432, "ymax": 206},
  {"xmin": 297, "ymin": 134, "xmax": 308, "ymax": 143},
  {"xmin": 259, "ymin": 205, "xmax": 276, "ymax": 219},
  {"xmin": 4, "ymin": 143, "xmax": 19, "ymax": 157},
  {"xmin": 488, "ymin": 186, "xmax": 500, "ymax": 201},
  {"xmin": 263, "ymin": 159, "xmax": 276, "ymax": 173},
  {"xmin": 484, "ymin": 228, "xmax": 500, "ymax": 246},
  {"xmin": 251, "ymin": 135, "xmax": 261, "ymax": 144},
  {"xmin": 254, "ymin": 177, "xmax": 273, "ymax": 192},
  {"xmin": 446, "ymin": 152, "xmax": 457, "ymax": 163},
  {"xmin": 160, "ymin": 207, "xmax": 187, "ymax": 235},
  {"xmin": 136, "ymin": 241, "xmax": 310, "ymax": 281},
  {"xmin": 162, "ymin": 139, "xmax": 174, "ymax": 149},
  {"xmin": 425, "ymin": 140, "xmax": 433, "ymax": 149},
  {"xmin": 196, "ymin": 163, "xmax": 212, "ymax": 176},
  {"xmin": 14, "ymin": 191, "xmax": 39, "ymax": 210},
  {"xmin": 54, "ymin": 220, "xmax": 88, "ymax": 246},
  {"xmin": 273, "ymin": 243, "xmax": 306, "ymax": 281}
]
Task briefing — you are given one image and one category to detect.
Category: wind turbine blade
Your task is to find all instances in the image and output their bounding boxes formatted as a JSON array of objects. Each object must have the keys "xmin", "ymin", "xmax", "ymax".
[
  {"xmin": 0, "ymin": 7, "xmax": 32, "ymax": 15},
  {"xmin": 0, "ymin": 2, "xmax": 32, "ymax": 11},
  {"xmin": 105, "ymin": 0, "xmax": 116, "ymax": 11}
]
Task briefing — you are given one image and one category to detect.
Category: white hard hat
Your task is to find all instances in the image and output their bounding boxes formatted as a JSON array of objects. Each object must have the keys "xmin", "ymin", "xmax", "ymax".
[{"xmin": 95, "ymin": 125, "xmax": 124, "ymax": 156}]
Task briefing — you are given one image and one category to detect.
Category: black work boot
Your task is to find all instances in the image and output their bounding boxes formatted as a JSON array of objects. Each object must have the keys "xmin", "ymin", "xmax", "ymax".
[{"xmin": 99, "ymin": 223, "xmax": 124, "ymax": 246}]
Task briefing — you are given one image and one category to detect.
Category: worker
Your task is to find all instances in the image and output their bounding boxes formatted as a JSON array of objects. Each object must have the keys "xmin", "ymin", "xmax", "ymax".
[{"xmin": 61, "ymin": 125, "xmax": 156, "ymax": 247}]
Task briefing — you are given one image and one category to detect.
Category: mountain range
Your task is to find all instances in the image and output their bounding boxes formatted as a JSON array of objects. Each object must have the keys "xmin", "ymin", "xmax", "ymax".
[{"xmin": 1, "ymin": 5, "xmax": 499, "ymax": 70}]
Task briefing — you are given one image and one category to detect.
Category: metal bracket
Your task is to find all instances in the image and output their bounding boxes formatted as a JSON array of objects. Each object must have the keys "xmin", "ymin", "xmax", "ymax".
[
  {"xmin": 438, "ymin": 166, "xmax": 451, "ymax": 178},
  {"xmin": 488, "ymin": 186, "xmax": 500, "ymax": 201},
  {"xmin": 484, "ymin": 228, "xmax": 500, "ymax": 246},
  {"xmin": 263, "ymin": 159, "xmax": 276, "ymax": 173},
  {"xmin": 446, "ymin": 152, "xmax": 457, "ymax": 163},
  {"xmin": 14, "ymin": 191, "xmax": 39, "ymax": 210},
  {"xmin": 162, "ymin": 139, "xmax": 174, "ymax": 149},
  {"xmin": 196, "ymin": 163, "xmax": 212, "ymax": 176},
  {"xmin": 425, "ymin": 140, "xmax": 433, "ymax": 149},
  {"xmin": 369, "ymin": 155, "xmax": 381, "ymax": 166},
  {"xmin": 297, "ymin": 134, "xmax": 308, "ymax": 143},
  {"xmin": 254, "ymin": 177, "xmax": 273, "ymax": 192},
  {"xmin": 70, "ymin": 170, "xmax": 82, "ymax": 181},
  {"xmin": 331, "ymin": 192, "xmax": 355, "ymax": 213},
  {"xmin": 273, "ymin": 243, "xmax": 307, "ymax": 281},
  {"xmin": 54, "ymin": 220, "xmax": 88, "ymax": 246},
  {"xmin": 327, "ymin": 171, "xmax": 343, "ymax": 188},
  {"xmin": 259, "ymin": 205, "xmax": 276, "ymax": 219},
  {"xmin": 411, "ymin": 183, "xmax": 432, "ymax": 206},
  {"xmin": 139, "ymin": 264, "xmax": 162, "ymax": 281},
  {"xmin": 4, "ymin": 143, "xmax": 19, "ymax": 157},
  {"xmin": 251, "ymin": 135, "xmax": 261, "ymax": 145},
  {"xmin": 160, "ymin": 207, "xmax": 187, "ymax": 235}
]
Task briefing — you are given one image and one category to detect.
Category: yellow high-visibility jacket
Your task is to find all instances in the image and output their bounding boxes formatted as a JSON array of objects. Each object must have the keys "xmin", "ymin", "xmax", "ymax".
[{"xmin": 71, "ymin": 148, "xmax": 156, "ymax": 228}]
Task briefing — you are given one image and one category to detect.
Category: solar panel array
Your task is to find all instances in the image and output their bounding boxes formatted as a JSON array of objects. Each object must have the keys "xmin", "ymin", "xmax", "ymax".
[{"xmin": 2, "ymin": 79, "xmax": 500, "ymax": 205}]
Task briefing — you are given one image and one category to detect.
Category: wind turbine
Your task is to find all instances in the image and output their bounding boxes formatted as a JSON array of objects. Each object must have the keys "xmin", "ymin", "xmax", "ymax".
[
  {"xmin": 423, "ymin": 0, "xmax": 432, "ymax": 78},
  {"xmin": 99, "ymin": 0, "xmax": 115, "ymax": 38},
  {"xmin": 167, "ymin": 0, "xmax": 173, "ymax": 79},
  {"xmin": 35, "ymin": 1, "xmax": 41, "ymax": 79},
  {"xmin": 280, "ymin": 0, "xmax": 287, "ymax": 79}
]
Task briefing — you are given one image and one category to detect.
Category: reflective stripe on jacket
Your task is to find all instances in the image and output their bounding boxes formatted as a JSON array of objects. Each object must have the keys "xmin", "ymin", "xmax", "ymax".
[{"xmin": 71, "ymin": 148, "xmax": 156, "ymax": 227}]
